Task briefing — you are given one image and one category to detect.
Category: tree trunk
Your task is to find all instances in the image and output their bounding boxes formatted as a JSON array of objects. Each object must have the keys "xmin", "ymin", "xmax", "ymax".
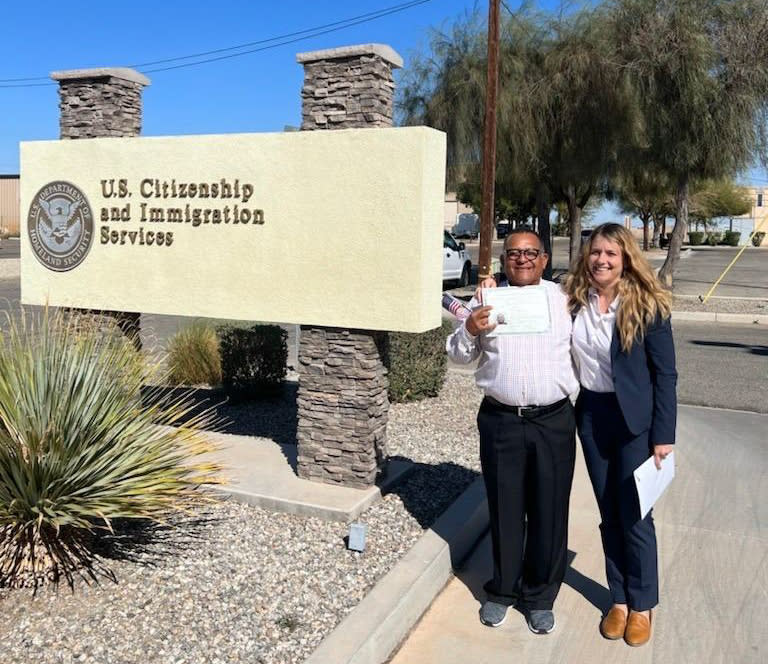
[
  {"xmin": 658, "ymin": 173, "xmax": 689, "ymax": 289},
  {"xmin": 566, "ymin": 185, "xmax": 582, "ymax": 267},
  {"xmin": 652, "ymin": 214, "xmax": 664, "ymax": 248},
  {"xmin": 641, "ymin": 212, "xmax": 651, "ymax": 251},
  {"xmin": 536, "ymin": 183, "xmax": 552, "ymax": 279}
]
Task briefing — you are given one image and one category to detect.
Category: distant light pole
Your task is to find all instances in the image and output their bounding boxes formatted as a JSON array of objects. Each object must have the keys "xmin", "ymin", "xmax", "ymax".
[{"xmin": 479, "ymin": 0, "xmax": 501, "ymax": 280}]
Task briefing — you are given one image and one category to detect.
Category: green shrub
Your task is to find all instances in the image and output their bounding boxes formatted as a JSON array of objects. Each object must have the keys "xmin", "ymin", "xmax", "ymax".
[
  {"xmin": 167, "ymin": 321, "xmax": 222, "ymax": 387},
  {"xmin": 0, "ymin": 310, "xmax": 220, "ymax": 587},
  {"xmin": 705, "ymin": 232, "xmax": 721, "ymax": 246},
  {"xmin": 751, "ymin": 231, "xmax": 765, "ymax": 247},
  {"xmin": 217, "ymin": 324, "xmax": 287, "ymax": 399},
  {"xmin": 385, "ymin": 320, "xmax": 453, "ymax": 403},
  {"xmin": 688, "ymin": 231, "xmax": 704, "ymax": 245},
  {"xmin": 722, "ymin": 231, "xmax": 741, "ymax": 246}
]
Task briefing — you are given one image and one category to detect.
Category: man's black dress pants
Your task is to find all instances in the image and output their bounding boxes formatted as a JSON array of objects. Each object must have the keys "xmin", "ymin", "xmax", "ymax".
[{"xmin": 477, "ymin": 396, "xmax": 576, "ymax": 610}]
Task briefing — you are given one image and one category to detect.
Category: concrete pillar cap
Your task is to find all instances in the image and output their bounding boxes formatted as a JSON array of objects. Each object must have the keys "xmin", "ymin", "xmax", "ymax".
[
  {"xmin": 296, "ymin": 43, "xmax": 402, "ymax": 69},
  {"xmin": 50, "ymin": 67, "xmax": 151, "ymax": 86}
]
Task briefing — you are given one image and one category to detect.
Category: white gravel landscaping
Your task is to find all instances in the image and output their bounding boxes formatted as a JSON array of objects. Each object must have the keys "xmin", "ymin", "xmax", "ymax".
[{"xmin": 0, "ymin": 372, "xmax": 483, "ymax": 664}]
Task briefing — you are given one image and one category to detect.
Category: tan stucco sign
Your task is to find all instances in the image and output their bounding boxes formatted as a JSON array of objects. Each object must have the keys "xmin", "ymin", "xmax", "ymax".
[{"xmin": 20, "ymin": 127, "xmax": 446, "ymax": 332}]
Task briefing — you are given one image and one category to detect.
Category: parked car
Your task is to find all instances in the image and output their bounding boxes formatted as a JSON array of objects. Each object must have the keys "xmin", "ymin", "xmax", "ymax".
[
  {"xmin": 443, "ymin": 230, "xmax": 472, "ymax": 287},
  {"xmin": 452, "ymin": 213, "xmax": 480, "ymax": 239}
]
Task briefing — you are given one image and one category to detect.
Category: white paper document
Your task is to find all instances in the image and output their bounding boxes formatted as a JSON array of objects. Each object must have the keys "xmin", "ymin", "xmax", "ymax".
[
  {"xmin": 633, "ymin": 452, "xmax": 675, "ymax": 519},
  {"xmin": 482, "ymin": 285, "xmax": 551, "ymax": 336}
]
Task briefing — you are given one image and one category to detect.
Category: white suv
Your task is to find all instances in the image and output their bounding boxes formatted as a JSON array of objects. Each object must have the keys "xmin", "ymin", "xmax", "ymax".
[{"xmin": 443, "ymin": 230, "xmax": 471, "ymax": 287}]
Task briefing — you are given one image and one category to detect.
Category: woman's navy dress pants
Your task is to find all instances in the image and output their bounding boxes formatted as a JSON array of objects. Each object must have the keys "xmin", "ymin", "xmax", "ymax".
[{"xmin": 576, "ymin": 389, "xmax": 659, "ymax": 611}]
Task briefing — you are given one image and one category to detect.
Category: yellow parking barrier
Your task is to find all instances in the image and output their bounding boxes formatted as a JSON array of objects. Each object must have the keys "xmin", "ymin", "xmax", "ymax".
[{"xmin": 699, "ymin": 217, "xmax": 768, "ymax": 304}]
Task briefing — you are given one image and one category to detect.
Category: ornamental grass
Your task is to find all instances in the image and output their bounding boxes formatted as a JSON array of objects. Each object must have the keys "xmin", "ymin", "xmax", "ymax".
[
  {"xmin": 0, "ymin": 310, "xmax": 221, "ymax": 588},
  {"xmin": 166, "ymin": 321, "xmax": 222, "ymax": 387}
]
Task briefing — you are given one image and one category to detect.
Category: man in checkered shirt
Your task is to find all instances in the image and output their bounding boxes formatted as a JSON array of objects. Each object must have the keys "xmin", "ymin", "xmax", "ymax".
[{"xmin": 446, "ymin": 229, "xmax": 578, "ymax": 635}]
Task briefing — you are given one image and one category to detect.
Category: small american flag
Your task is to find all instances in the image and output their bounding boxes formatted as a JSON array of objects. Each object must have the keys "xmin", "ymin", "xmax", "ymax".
[{"xmin": 442, "ymin": 293, "xmax": 471, "ymax": 321}]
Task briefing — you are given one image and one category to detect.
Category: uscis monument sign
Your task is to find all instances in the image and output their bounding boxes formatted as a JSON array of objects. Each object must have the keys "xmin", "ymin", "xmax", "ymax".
[{"xmin": 21, "ymin": 126, "xmax": 446, "ymax": 333}]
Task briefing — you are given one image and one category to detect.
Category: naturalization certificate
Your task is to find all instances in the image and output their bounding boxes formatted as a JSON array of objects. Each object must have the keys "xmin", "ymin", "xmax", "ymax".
[{"xmin": 482, "ymin": 285, "xmax": 551, "ymax": 336}]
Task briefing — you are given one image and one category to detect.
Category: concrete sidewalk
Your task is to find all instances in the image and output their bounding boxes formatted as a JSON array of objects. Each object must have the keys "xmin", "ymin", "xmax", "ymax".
[{"xmin": 388, "ymin": 405, "xmax": 767, "ymax": 664}]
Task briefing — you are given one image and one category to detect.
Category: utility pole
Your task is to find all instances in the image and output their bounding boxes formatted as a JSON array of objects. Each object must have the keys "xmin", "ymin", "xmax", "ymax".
[{"xmin": 478, "ymin": 0, "xmax": 501, "ymax": 280}]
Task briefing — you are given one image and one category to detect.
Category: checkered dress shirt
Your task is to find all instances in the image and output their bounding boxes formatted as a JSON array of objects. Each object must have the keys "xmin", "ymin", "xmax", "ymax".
[{"xmin": 446, "ymin": 279, "xmax": 578, "ymax": 407}]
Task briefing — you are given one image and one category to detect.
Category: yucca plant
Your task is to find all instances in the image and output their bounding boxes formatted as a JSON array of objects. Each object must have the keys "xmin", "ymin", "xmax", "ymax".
[
  {"xmin": 166, "ymin": 321, "xmax": 222, "ymax": 387},
  {"xmin": 0, "ymin": 310, "xmax": 221, "ymax": 588}
]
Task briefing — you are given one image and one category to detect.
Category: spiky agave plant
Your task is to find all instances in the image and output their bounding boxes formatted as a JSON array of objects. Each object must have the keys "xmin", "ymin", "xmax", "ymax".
[{"xmin": 0, "ymin": 310, "xmax": 221, "ymax": 587}]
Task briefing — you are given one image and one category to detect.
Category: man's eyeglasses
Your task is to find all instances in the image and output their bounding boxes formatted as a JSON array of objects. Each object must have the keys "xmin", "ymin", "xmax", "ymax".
[{"xmin": 505, "ymin": 248, "xmax": 542, "ymax": 260}]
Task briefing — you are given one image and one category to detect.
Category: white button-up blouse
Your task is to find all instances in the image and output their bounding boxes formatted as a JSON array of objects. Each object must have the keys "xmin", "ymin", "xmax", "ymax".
[{"xmin": 571, "ymin": 288, "xmax": 619, "ymax": 393}]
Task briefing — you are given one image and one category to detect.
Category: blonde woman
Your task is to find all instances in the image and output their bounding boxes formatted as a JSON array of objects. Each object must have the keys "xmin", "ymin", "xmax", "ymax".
[{"xmin": 564, "ymin": 223, "xmax": 677, "ymax": 647}]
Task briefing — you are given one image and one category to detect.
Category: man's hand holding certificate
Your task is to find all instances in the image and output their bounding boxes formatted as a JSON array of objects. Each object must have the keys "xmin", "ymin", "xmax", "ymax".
[{"xmin": 481, "ymin": 285, "xmax": 552, "ymax": 336}]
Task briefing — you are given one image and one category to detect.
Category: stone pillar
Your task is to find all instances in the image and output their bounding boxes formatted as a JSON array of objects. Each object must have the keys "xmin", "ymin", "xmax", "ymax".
[
  {"xmin": 297, "ymin": 44, "xmax": 402, "ymax": 130},
  {"xmin": 51, "ymin": 67, "xmax": 150, "ymax": 347},
  {"xmin": 295, "ymin": 44, "xmax": 402, "ymax": 489},
  {"xmin": 297, "ymin": 328, "xmax": 389, "ymax": 488}
]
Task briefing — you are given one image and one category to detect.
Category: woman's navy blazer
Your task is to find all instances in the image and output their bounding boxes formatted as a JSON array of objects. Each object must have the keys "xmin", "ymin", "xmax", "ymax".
[{"xmin": 610, "ymin": 315, "xmax": 677, "ymax": 444}]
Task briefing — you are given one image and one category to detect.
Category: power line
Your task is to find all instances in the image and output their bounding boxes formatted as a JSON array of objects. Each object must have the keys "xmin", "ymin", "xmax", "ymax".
[
  {"xmin": 0, "ymin": 81, "xmax": 54, "ymax": 89},
  {"xmin": 131, "ymin": 0, "xmax": 430, "ymax": 69},
  {"xmin": 140, "ymin": 0, "xmax": 430, "ymax": 74},
  {"xmin": 0, "ymin": 0, "xmax": 431, "ymax": 87}
]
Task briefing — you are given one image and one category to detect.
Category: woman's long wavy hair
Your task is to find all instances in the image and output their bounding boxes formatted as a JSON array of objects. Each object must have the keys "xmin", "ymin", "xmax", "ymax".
[{"xmin": 564, "ymin": 223, "xmax": 671, "ymax": 352}]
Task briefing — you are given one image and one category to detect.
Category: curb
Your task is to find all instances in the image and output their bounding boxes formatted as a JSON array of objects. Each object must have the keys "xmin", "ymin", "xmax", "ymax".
[
  {"xmin": 446, "ymin": 306, "xmax": 766, "ymax": 325},
  {"xmin": 209, "ymin": 458, "xmax": 414, "ymax": 524},
  {"xmin": 672, "ymin": 310, "xmax": 767, "ymax": 324},
  {"xmin": 304, "ymin": 476, "xmax": 489, "ymax": 664}
]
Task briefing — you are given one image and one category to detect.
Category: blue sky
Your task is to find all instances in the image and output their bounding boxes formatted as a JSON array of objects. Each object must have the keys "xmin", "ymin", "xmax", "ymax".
[
  {"xmin": 0, "ymin": 0, "xmax": 490, "ymax": 173},
  {"xmin": 2, "ymin": 0, "xmax": 765, "ymax": 223}
]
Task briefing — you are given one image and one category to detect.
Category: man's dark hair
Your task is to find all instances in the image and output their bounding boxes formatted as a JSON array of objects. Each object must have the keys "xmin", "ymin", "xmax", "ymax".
[{"xmin": 503, "ymin": 227, "xmax": 544, "ymax": 249}]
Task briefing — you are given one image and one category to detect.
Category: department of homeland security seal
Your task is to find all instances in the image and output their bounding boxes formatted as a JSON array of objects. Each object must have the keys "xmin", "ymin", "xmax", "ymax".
[{"xmin": 27, "ymin": 181, "xmax": 94, "ymax": 272}]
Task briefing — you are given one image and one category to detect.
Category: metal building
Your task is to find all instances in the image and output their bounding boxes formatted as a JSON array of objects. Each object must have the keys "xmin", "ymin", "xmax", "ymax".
[{"xmin": 0, "ymin": 174, "xmax": 19, "ymax": 236}]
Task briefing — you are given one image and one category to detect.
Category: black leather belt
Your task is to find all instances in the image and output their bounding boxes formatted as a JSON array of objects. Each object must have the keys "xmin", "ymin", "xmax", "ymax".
[{"xmin": 483, "ymin": 396, "xmax": 569, "ymax": 418}]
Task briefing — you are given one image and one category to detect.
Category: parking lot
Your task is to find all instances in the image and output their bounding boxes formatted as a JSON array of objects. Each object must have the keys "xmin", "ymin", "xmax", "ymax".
[{"xmin": 454, "ymin": 235, "xmax": 768, "ymax": 299}]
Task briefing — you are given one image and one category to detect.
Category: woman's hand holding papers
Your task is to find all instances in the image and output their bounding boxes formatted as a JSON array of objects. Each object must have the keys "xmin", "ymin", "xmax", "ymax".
[{"xmin": 652, "ymin": 444, "xmax": 674, "ymax": 470}]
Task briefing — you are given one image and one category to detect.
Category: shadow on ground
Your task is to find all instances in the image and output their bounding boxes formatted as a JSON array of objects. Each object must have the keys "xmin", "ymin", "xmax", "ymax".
[
  {"xmin": 563, "ymin": 550, "xmax": 610, "ymax": 612},
  {"xmin": 90, "ymin": 509, "xmax": 228, "ymax": 568},
  {"xmin": 691, "ymin": 339, "xmax": 768, "ymax": 355},
  {"xmin": 141, "ymin": 382, "xmax": 299, "ymax": 446},
  {"xmin": 382, "ymin": 457, "xmax": 479, "ymax": 530},
  {"xmin": 452, "ymin": 536, "xmax": 609, "ymax": 613}
]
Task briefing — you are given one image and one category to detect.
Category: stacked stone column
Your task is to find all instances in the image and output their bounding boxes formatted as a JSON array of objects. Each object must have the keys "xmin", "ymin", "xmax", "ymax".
[
  {"xmin": 295, "ymin": 44, "xmax": 403, "ymax": 489},
  {"xmin": 51, "ymin": 67, "xmax": 150, "ymax": 347},
  {"xmin": 297, "ymin": 43, "xmax": 400, "ymax": 129}
]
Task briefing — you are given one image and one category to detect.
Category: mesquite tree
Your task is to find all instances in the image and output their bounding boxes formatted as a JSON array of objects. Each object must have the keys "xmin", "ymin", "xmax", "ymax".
[
  {"xmin": 398, "ymin": 4, "xmax": 638, "ymax": 267},
  {"xmin": 610, "ymin": 0, "xmax": 768, "ymax": 288}
]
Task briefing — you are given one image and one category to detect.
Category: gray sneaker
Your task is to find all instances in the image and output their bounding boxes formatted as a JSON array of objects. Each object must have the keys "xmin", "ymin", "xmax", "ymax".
[
  {"xmin": 526, "ymin": 609, "xmax": 555, "ymax": 634},
  {"xmin": 479, "ymin": 600, "xmax": 509, "ymax": 627}
]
